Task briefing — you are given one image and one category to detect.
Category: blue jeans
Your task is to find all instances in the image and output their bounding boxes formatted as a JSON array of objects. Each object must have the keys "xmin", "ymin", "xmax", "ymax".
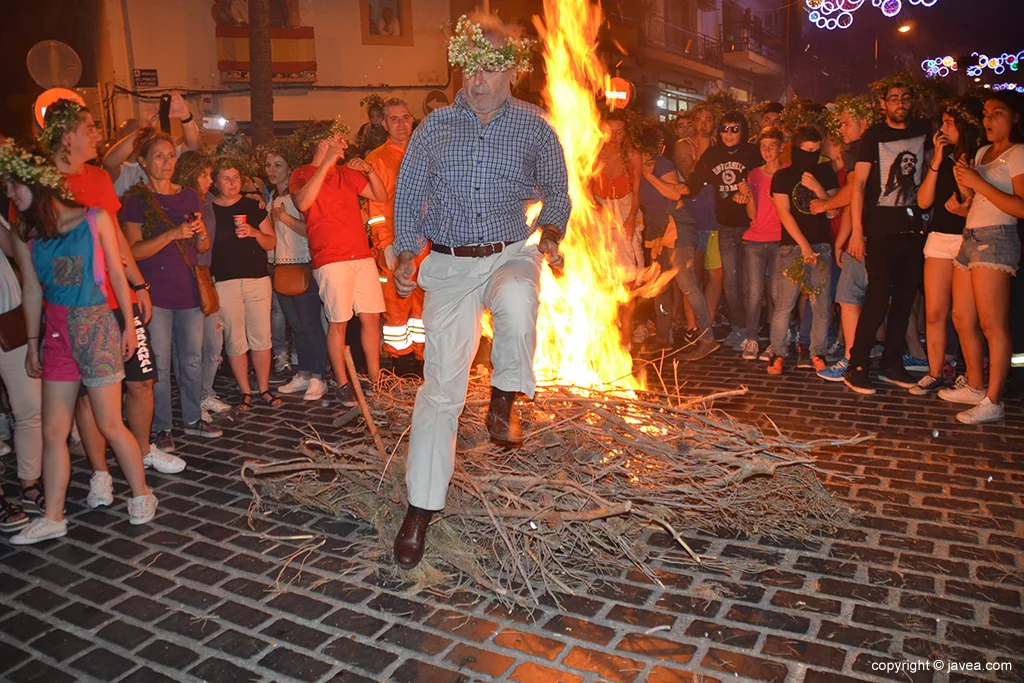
[
  {"xmin": 149, "ymin": 306, "xmax": 205, "ymax": 431},
  {"xmin": 271, "ymin": 289, "xmax": 288, "ymax": 357},
  {"xmin": 771, "ymin": 244, "xmax": 834, "ymax": 359},
  {"xmin": 277, "ymin": 279, "xmax": 328, "ymax": 377},
  {"xmin": 201, "ymin": 311, "xmax": 223, "ymax": 401},
  {"xmin": 743, "ymin": 240, "xmax": 780, "ymax": 339},
  {"xmin": 718, "ymin": 228, "xmax": 746, "ymax": 329}
]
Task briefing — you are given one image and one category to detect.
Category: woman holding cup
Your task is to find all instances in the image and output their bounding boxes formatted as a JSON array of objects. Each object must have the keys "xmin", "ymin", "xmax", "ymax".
[{"xmin": 209, "ymin": 160, "xmax": 280, "ymax": 410}]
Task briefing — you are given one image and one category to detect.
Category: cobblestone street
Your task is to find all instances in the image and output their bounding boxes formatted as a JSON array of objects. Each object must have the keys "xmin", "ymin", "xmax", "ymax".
[{"xmin": 1, "ymin": 351, "xmax": 1022, "ymax": 683}]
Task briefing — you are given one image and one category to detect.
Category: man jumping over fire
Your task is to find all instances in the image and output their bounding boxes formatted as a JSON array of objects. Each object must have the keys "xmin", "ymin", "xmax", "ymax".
[{"xmin": 389, "ymin": 13, "xmax": 571, "ymax": 570}]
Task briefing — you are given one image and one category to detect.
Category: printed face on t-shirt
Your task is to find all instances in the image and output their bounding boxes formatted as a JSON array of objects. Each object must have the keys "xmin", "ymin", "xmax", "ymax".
[{"xmin": 877, "ymin": 134, "xmax": 925, "ymax": 207}]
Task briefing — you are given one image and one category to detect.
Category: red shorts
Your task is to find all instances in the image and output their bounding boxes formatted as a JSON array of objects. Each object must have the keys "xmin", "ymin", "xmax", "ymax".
[{"xmin": 42, "ymin": 303, "xmax": 125, "ymax": 387}]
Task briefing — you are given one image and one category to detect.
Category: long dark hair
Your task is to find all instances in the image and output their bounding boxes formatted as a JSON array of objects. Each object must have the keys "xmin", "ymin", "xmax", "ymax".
[
  {"xmin": 11, "ymin": 178, "xmax": 83, "ymax": 242},
  {"xmin": 985, "ymin": 91, "xmax": 1024, "ymax": 144},
  {"xmin": 942, "ymin": 99, "xmax": 984, "ymax": 162}
]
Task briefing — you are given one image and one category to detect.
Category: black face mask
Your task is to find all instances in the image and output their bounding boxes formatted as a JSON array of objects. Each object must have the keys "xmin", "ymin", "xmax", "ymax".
[{"xmin": 792, "ymin": 148, "xmax": 820, "ymax": 172}]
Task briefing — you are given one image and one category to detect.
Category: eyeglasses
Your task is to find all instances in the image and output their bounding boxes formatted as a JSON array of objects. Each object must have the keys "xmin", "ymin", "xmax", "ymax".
[
  {"xmin": 885, "ymin": 95, "xmax": 914, "ymax": 105},
  {"xmin": 722, "ymin": 125, "xmax": 742, "ymax": 133}
]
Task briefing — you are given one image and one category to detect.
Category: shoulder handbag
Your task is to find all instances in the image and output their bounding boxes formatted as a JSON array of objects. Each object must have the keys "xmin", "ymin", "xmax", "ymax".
[
  {"xmin": 175, "ymin": 240, "xmax": 220, "ymax": 316},
  {"xmin": 273, "ymin": 263, "xmax": 312, "ymax": 297},
  {"xmin": 0, "ymin": 305, "xmax": 27, "ymax": 352},
  {"xmin": 139, "ymin": 185, "xmax": 220, "ymax": 316}
]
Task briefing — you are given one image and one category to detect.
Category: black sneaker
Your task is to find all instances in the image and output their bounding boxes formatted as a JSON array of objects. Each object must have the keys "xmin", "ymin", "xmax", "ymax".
[
  {"xmin": 878, "ymin": 365, "xmax": 917, "ymax": 389},
  {"xmin": 844, "ymin": 365, "xmax": 877, "ymax": 395},
  {"xmin": 154, "ymin": 430, "xmax": 176, "ymax": 453},
  {"xmin": 796, "ymin": 346, "xmax": 812, "ymax": 369},
  {"xmin": 335, "ymin": 383, "xmax": 358, "ymax": 407}
]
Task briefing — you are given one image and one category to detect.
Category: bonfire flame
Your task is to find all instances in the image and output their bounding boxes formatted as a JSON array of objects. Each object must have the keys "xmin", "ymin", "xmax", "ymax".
[{"xmin": 531, "ymin": 0, "xmax": 641, "ymax": 391}]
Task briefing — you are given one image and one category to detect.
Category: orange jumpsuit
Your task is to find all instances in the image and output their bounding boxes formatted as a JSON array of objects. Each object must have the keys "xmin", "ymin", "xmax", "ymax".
[{"xmin": 366, "ymin": 140, "xmax": 428, "ymax": 359}]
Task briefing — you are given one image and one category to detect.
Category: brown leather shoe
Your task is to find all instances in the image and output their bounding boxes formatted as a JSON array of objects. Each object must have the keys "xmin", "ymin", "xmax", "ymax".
[
  {"xmin": 486, "ymin": 388, "xmax": 523, "ymax": 447},
  {"xmin": 393, "ymin": 506, "xmax": 433, "ymax": 570}
]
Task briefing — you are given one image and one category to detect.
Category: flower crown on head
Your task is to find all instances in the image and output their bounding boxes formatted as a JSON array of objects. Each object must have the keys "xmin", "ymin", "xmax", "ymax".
[
  {"xmin": 824, "ymin": 94, "xmax": 881, "ymax": 144},
  {"xmin": 941, "ymin": 97, "xmax": 984, "ymax": 133},
  {"xmin": 0, "ymin": 140, "xmax": 73, "ymax": 200},
  {"xmin": 38, "ymin": 99, "xmax": 85, "ymax": 158},
  {"xmin": 446, "ymin": 15, "xmax": 535, "ymax": 77},
  {"xmin": 296, "ymin": 115, "xmax": 351, "ymax": 153}
]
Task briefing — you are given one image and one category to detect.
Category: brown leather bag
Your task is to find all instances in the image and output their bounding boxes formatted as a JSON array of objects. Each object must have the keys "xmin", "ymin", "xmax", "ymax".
[
  {"xmin": 273, "ymin": 263, "xmax": 312, "ymax": 296},
  {"xmin": 175, "ymin": 241, "xmax": 220, "ymax": 316},
  {"xmin": 0, "ymin": 305, "xmax": 27, "ymax": 352}
]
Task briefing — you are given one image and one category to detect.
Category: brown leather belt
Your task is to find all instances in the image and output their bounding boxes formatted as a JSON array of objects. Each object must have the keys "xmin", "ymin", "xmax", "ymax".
[{"xmin": 431, "ymin": 242, "xmax": 509, "ymax": 258}]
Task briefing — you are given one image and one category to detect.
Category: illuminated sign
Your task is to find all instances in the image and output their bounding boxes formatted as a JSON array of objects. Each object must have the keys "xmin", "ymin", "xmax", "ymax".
[
  {"xmin": 33, "ymin": 88, "xmax": 86, "ymax": 128},
  {"xmin": 604, "ymin": 77, "xmax": 633, "ymax": 110}
]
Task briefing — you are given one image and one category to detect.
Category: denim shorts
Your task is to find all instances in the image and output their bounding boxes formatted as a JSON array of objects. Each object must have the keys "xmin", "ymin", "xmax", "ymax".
[
  {"xmin": 955, "ymin": 225, "xmax": 1022, "ymax": 275},
  {"xmin": 835, "ymin": 251, "xmax": 868, "ymax": 305}
]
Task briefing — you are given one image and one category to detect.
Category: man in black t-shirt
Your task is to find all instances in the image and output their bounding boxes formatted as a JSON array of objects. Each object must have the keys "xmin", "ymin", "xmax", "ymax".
[
  {"xmin": 844, "ymin": 81, "xmax": 933, "ymax": 395},
  {"xmin": 766, "ymin": 126, "xmax": 840, "ymax": 375}
]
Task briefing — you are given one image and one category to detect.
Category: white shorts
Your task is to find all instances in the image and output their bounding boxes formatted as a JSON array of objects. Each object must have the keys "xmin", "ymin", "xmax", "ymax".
[
  {"xmin": 314, "ymin": 258, "xmax": 386, "ymax": 323},
  {"xmin": 923, "ymin": 232, "xmax": 964, "ymax": 261},
  {"xmin": 215, "ymin": 276, "xmax": 273, "ymax": 357}
]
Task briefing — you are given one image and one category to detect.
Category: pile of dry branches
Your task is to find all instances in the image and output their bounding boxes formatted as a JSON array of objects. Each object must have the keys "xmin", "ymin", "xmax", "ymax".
[{"xmin": 242, "ymin": 367, "xmax": 866, "ymax": 607}]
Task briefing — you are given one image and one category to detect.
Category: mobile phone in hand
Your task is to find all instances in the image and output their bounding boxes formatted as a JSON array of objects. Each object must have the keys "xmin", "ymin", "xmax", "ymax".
[{"xmin": 159, "ymin": 94, "xmax": 172, "ymax": 133}]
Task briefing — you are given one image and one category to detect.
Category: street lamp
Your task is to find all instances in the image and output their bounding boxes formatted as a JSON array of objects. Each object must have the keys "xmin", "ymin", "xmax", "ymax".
[{"xmin": 898, "ymin": 24, "xmax": 912, "ymax": 33}]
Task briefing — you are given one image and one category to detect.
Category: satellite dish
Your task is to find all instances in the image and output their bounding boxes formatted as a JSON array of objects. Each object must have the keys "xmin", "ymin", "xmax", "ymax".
[{"xmin": 27, "ymin": 40, "xmax": 82, "ymax": 89}]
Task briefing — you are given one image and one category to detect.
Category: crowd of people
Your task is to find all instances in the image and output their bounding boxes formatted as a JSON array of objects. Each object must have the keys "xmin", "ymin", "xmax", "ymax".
[
  {"xmin": 0, "ymin": 21, "xmax": 1019, "ymax": 555},
  {"xmin": 0, "ymin": 91, "xmax": 425, "ymax": 542},
  {"xmin": 611, "ymin": 76, "xmax": 1022, "ymax": 430}
]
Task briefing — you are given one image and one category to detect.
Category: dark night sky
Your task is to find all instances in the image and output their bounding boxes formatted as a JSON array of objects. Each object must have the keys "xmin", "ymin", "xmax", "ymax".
[{"xmin": 792, "ymin": 0, "xmax": 1019, "ymax": 101}]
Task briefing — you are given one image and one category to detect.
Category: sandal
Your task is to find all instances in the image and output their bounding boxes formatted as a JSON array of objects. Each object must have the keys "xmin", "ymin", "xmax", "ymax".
[
  {"xmin": 20, "ymin": 483, "xmax": 45, "ymax": 516},
  {"xmin": 258, "ymin": 390, "xmax": 283, "ymax": 408},
  {"xmin": 237, "ymin": 393, "xmax": 254, "ymax": 412},
  {"xmin": 0, "ymin": 495, "xmax": 30, "ymax": 532}
]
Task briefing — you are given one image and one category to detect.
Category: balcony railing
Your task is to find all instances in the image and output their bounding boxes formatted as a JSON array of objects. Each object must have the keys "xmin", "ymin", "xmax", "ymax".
[
  {"xmin": 642, "ymin": 17, "xmax": 724, "ymax": 69},
  {"xmin": 721, "ymin": 22, "xmax": 784, "ymax": 65}
]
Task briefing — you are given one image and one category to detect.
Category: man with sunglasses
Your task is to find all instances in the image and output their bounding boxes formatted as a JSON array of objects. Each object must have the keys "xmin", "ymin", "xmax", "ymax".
[
  {"xmin": 843, "ymin": 81, "xmax": 933, "ymax": 394},
  {"xmin": 681, "ymin": 111, "xmax": 763, "ymax": 351}
]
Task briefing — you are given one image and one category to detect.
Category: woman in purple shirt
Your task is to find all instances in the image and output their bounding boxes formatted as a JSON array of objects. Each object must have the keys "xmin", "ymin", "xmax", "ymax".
[{"xmin": 122, "ymin": 131, "xmax": 223, "ymax": 452}]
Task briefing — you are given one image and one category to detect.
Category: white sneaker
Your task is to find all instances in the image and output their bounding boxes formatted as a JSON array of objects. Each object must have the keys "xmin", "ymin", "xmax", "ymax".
[
  {"xmin": 0, "ymin": 441, "xmax": 10, "ymax": 457},
  {"xmin": 303, "ymin": 377, "xmax": 328, "ymax": 401},
  {"xmin": 128, "ymin": 493, "xmax": 158, "ymax": 525},
  {"xmin": 273, "ymin": 353, "xmax": 291, "ymax": 374},
  {"xmin": 758, "ymin": 344, "xmax": 774, "ymax": 362},
  {"xmin": 742, "ymin": 338, "xmax": 759, "ymax": 361},
  {"xmin": 87, "ymin": 472, "xmax": 114, "ymax": 509},
  {"xmin": 956, "ymin": 396, "xmax": 1004, "ymax": 425},
  {"xmin": 201, "ymin": 407, "xmax": 212, "ymax": 424},
  {"xmin": 201, "ymin": 395, "xmax": 232, "ymax": 414},
  {"xmin": 938, "ymin": 377, "xmax": 986, "ymax": 405},
  {"xmin": 279, "ymin": 375, "xmax": 310, "ymax": 394},
  {"xmin": 143, "ymin": 444, "xmax": 186, "ymax": 474},
  {"xmin": 10, "ymin": 517, "xmax": 67, "ymax": 545}
]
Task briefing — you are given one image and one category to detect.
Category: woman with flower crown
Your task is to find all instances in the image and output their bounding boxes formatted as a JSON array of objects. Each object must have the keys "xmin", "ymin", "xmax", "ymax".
[{"xmin": 0, "ymin": 141, "xmax": 157, "ymax": 544}]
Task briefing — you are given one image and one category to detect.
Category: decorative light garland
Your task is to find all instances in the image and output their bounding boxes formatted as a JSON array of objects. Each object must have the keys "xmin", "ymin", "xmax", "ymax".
[
  {"xmin": 921, "ymin": 55, "xmax": 958, "ymax": 79},
  {"xmin": 989, "ymin": 82, "xmax": 1024, "ymax": 93},
  {"xmin": 806, "ymin": 0, "xmax": 938, "ymax": 31},
  {"xmin": 965, "ymin": 51, "xmax": 1024, "ymax": 78}
]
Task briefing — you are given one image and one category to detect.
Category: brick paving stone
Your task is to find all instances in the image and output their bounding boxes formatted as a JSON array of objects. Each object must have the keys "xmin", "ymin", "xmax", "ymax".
[
  {"xmin": 27, "ymin": 629, "xmax": 91, "ymax": 662},
  {"xmin": 259, "ymin": 647, "xmax": 334, "ymax": 682},
  {"xmin": 702, "ymin": 647, "xmax": 790, "ymax": 682},
  {"xmin": 95, "ymin": 620, "xmax": 154, "ymax": 651},
  {"xmin": 7, "ymin": 659, "xmax": 78, "ymax": 683},
  {"xmin": 562, "ymin": 645, "xmax": 644, "ymax": 683},
  {"xmin": 322, "ymin": 637, "xmax": 399, "ymax": 674},
  {"xmin": 68, "ymin": 647, "xmax": 135, "ymax": 682},
  {"xmin": 390, "ymin": 659, "xmax": 470, "ymax": 683},
  {"xmin": 508, "ymin": 661, "xmax": 584, "ymax": 683},
  {"xmin": 616, "ymin": 633, "xmax": 697, "ymax": 665},
  {"xmin": 119, "ymin": 666, "xmax": 179, "ymax": 683},
  {"xmin": 424, "ymin": 608, "xmax": 500, "ymax": 642},
  {"xmin": 542, "ymin": 613, "xmax": 616, "ymax": 645},
  {"xmin": 261, "ymin": 618, "xmax": 333, "ymax": 650},
  {"xmin": 188, "ymin": 657, "xmax": 262, "ymax": 683},
  {"xmin": 493, "ymin": 628, "xmax": 566, "ymax": 660},
  {"xmin": 206, "ymin": 628, "xmax": 271, "ymax": 659},
  {"xmin": 321, "ymin": 607, "xmax": 388, "ymax": 637},
  {"xmin": 444, "ymin": 642, "xmax": 516, "ymax": 677},
  {"xmin": 761, "ymin": 634, "xmax": 847, "ymax": 670},
  {"xmin": 137, "ymin": 639, "xmax": 201, "ymax": 668},
  {"xmin": 684, "ymin": 619, "xmax": 761, "ymax": 648},
  {"xmin": 379, "ymin": 623, "xmax": 453, "ymax": 656}
]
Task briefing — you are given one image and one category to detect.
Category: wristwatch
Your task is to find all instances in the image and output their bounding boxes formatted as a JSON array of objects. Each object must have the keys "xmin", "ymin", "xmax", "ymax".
[
  {"xmin": 180, "ymin": 112, "xmax": 194, "ymax": 124},
  {"xmin": 132, "ymin": 282, "xmax": 151, "ymax": 292}
]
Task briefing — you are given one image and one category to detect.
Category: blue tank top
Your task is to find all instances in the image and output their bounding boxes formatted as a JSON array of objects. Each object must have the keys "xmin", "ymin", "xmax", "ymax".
[{"xmin": 31, "ymin": 209, "xmax": 108, "ymax": 307}]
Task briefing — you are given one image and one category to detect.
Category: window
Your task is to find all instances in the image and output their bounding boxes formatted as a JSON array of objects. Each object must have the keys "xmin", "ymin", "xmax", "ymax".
[{"xmin": 656, "ymin": 81, "xmax": 700, "ymax": 121}]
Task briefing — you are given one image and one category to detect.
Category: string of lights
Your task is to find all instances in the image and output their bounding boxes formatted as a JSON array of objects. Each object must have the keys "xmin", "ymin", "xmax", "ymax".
[{"xmin": 805, "ymin": 0, "xmax": 938, "ymax": 31}]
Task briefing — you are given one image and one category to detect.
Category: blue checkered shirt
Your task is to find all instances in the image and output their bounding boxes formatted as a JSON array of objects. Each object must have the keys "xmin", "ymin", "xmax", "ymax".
[{"xmin": 393, "ymin": 91, "xmax": 571, "ymax": 254}]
